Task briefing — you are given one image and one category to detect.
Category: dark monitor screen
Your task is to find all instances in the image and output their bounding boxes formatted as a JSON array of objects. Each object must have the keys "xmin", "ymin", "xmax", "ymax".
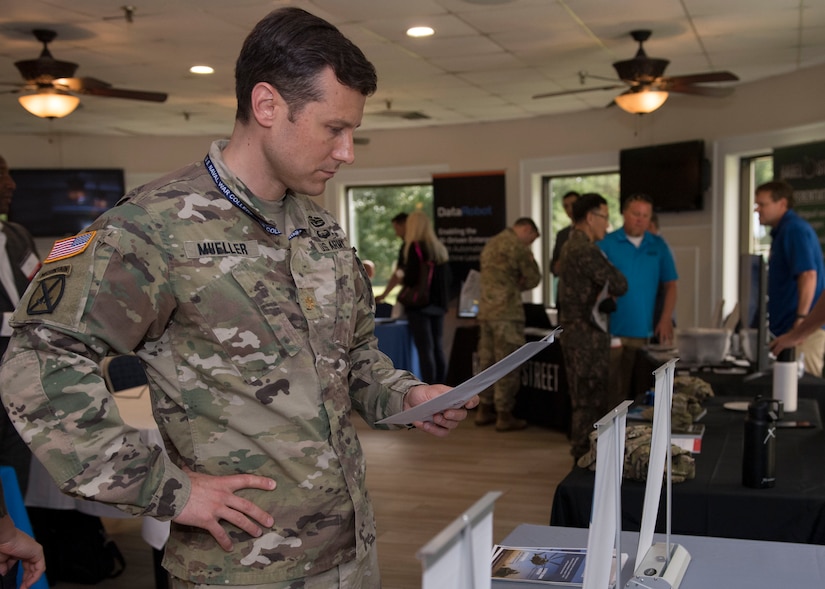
[
  {"xmin": 9, "ymin": 168, "xmax": 125, "ymax": 237},
  {"xmin": 619, "ymin": 140, "xmax": 707, "ymax": 212}
]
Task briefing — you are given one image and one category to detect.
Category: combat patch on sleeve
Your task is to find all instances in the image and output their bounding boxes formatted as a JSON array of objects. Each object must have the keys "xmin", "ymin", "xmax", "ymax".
[
  {"xmin": 27, "ymin": 264, "xmax": 72, "ymax": 315},
  {"xmin": 44, "ymin": 231, "xmax": 97, "ymax": 263}
]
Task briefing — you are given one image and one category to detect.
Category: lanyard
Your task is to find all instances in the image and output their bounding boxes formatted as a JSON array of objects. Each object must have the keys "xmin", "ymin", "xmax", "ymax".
[{"xmin": 205, "ymin": 154, "xmax": 302, "ymax": 240}]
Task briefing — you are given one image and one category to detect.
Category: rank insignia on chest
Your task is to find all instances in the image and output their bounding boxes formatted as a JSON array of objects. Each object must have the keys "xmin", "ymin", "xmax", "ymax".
[{"xmin": 303, "ymin": 294, "xmax": 316, "ymax": 310}]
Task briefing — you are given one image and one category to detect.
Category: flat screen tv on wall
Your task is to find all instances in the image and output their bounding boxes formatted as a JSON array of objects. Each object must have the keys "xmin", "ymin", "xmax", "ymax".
[
  {"xmin": 619, "ymin": 139, "xmax": 708, "ymax": 212},
  {"xmin": 9, "ymin": 168, "xmax": 125, "ymax": 237}
]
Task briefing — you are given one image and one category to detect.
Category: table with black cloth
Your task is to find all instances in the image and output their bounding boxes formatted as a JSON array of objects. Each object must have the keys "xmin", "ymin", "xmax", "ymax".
[
  {"xmin": 632, "ymin": 348, "xmax": 825, "ymax": 422},
  {"xmin": 517, "ymin": 328, "xmax": 570, "ymax": 431},
  {"xmin": 550, "ymin": 397, "xmax": 825, "ymax": 545},
  {"xmin": 374, "ymin": 318, "xmax": 421, "ymax": 378},
  {"xmin": 445, "ymin": 324, "xmax": 570, "ymax": 431}
]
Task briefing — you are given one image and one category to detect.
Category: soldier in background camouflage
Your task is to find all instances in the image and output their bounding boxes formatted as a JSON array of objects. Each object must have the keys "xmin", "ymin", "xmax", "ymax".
[
  {"xmin": 475, "ymin": 218, "xmax": 541, "ymax": 431},
  {"xmin": 0, "ymin": 8, "xmax": 475, "ymax": 589},
  {"xmin": 558, "ymin": 193, "xmax": 627, "ymax": 460}
]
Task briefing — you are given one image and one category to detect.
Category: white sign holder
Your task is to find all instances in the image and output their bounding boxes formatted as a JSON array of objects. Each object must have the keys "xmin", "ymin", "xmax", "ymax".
[
  {"xmin": 625, "ymin": 358, "xmax": 691, "ymax": 589},
  {"xmin": 583, "ymin": 399, "xmax": 633, "ymax": 589},
  {"xmin": 418, "ymin": 490, "xmax": 502, "ymax": 589}
]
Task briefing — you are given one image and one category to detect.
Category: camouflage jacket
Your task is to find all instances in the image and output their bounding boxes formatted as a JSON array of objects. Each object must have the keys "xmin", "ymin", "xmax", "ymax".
[
  {"xmin": 477, "ymin": 228, "xmax": 541, "ymax": 322},
  {"xmin": 558, "ymin": 229, "xmax": 628, "ymax": 328},
  {"xmin": 0, "ymin": 140, "xmax": 422, "ymax": 584}
]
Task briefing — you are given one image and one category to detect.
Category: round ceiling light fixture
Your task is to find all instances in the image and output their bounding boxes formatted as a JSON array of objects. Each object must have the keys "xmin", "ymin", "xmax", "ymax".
[{"xmin": 406, "ymin": 26, "xmax": 435, "ymax": 38}]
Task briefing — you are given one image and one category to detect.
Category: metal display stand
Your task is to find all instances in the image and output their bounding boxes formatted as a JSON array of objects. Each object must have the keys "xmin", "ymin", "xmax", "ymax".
[
  {"xmin": 418, "ymin": 490, "xmax": 502, "ymax": 589},
  {"xmin": 583, "ymin": 399, "xmax": 633, "ymax": 589},
  {"xmin": 625, "ymin": 358, "xmax": 691, "ymax": 589}
]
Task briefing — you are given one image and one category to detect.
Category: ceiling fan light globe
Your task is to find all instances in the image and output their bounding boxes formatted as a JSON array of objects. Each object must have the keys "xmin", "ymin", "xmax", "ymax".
[
  {"xmin": 19, "ymin": 89, "xmax": 80, "ymax": 119},
  {"xmin": 615, "ymin": 89, "xmax": 668, "ymax": 114}
]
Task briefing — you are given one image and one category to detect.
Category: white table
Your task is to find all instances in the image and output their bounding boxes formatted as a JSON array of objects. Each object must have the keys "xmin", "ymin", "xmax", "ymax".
[
  {"xmin": 25, "ymin": 385, "xmax": 170, "ymax": 549},
  {"xmin": 494, "ymin": 524, "xmax": 825, "ymax": 588}
]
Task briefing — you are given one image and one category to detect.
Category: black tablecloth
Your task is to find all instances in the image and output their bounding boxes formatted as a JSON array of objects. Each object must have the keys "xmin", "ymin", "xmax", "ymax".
[
  {"xmin": 550, "ymin": 398, "xmax": 825, "ymax": 544},
  {"xmin": 632, "ymin": 349, "xmax": 825, "ymax": 423},
  {"xmin": 447, "ymin": 325, "xmax": 570, "ymax": 431}
]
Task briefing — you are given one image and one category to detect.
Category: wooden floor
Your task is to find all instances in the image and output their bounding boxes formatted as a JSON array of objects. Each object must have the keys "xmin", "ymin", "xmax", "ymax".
[{"xmin": 63, "ymin": 411, "xmax": 573, "ymax": 589}]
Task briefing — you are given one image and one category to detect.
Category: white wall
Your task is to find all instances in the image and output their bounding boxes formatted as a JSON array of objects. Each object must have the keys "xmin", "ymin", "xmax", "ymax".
[{"xmin": 3, "ymin": 62, "xmax": 824, "ymax": 328}]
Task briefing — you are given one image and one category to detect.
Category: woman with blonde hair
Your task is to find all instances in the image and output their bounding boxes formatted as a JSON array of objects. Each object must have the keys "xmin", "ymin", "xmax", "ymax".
[{"xmin": 399, "ymin": 211, "xmax": 451, "ymax": 383}]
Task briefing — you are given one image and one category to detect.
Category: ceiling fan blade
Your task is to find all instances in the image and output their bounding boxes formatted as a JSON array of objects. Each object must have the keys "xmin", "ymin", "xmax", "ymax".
[
  {"xmin": 532, "ymin": 84, "xmax": 625, "ymax": 100},
  {"xmin": 667, "ymin": 84, "xmax": 736, "ymax": 98},
  {"xmin": 82, "ymin": 86, "xmax": 168, "ymax": 102},
  {"xmin": 370, "ymin": 110, "xmax": 429, "ymax": 120},
  {"xmin": 59, "ymin": 77, "xmax": 167, "ymax": 102},
  {"xmin": 664, "ymin": 71, "xmax": 739, "ymax": 85}
]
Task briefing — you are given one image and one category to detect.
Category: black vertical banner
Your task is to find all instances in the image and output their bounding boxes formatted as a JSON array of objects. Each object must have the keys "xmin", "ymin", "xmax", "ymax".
[
  {"xmin": 774, "ymin": 140, "xmax": 825, "ymax": 251},
  {"xmin": 433, "ymin": 171, "xmax": 507, "ymax": 296}
]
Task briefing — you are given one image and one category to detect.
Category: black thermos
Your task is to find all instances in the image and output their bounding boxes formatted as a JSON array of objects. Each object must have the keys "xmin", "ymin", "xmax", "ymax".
[{"xmin": 742, "ymin": 396, "xmax": 783, "ymax": 488}]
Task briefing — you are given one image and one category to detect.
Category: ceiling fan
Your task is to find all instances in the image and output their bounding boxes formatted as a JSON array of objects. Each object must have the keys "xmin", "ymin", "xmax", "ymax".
[
  {"xmin": 533, "ymin": 30, "xmax": 739, "ymax": 114},
  {"xmin": 10, "ymin": 28, "xmax": 168, "ymax": 119},
  {"xmin": 367, "ymin": 99, "xmax": 430, "ymax": 121}
]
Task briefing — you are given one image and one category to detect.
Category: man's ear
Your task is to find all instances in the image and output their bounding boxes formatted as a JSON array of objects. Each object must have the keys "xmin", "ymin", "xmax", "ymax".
[{"xmin": 250, "ymin": 82, "xmax": 286, "ymax": 128}]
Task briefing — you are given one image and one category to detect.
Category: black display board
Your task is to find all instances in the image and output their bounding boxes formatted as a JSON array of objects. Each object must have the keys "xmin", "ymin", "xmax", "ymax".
[
  {"xmin": 432, "ymin": 171, "xmax": 506, "ymax": 298},
  {"xmin": 774, "ymin": 140, "xmax": 825, "ymax": 251}
]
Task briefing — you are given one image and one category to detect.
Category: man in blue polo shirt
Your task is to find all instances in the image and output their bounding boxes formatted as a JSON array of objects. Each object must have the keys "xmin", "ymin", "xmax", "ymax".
[
  {"xmin": 599, "ymin": 194, "xmax": 678, "ymax": 402},
  {"xmin": 755, "ymin": 180, "xmax": 825, "ymax": 376}
]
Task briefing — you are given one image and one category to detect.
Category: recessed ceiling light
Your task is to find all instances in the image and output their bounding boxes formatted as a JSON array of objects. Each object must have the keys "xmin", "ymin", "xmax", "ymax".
[
  {"xmin": 406, "ymin": 26, "xmax": 435, "ymax": 38},
  {"xmin": 189, "ymin": 65, "xmax": 214, "ymax": 75}
]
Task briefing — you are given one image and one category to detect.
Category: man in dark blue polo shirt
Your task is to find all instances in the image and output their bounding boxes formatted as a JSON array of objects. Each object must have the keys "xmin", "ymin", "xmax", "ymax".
[{"xmin": 755, "ymin": 180, "xmax": 825, "ymax": 376}]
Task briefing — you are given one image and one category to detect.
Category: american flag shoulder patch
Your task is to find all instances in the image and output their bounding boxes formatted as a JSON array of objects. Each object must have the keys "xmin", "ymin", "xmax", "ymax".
[{"xmin": 44, "ymin": 231, "xmax": 97, "ymax": 263}]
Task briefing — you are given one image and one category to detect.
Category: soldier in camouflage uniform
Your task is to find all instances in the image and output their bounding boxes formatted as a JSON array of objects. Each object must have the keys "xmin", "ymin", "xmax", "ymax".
[
  {"xmin": 558, "ymin": 194, "xmax": 628, "ymax": 460},
  {"xmin": 0, "ymin": 8, "xmax": 475, "ymax": 589},
  {"xmin": 475, "ymin": 218, "xmax": 542, "ymax": 431}
]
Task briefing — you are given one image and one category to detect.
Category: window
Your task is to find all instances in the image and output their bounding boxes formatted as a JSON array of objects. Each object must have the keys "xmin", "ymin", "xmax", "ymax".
[
  {"xmin": 346, "ymin": 184, "xmax": 433, "ymax": 291},
  {"xmin": 740, "ymin": 154, "xmax": 773, "ymax": 258},
  {"xmin": 542, "ymin": 172, "xmax": 620, "ymax": 306}
]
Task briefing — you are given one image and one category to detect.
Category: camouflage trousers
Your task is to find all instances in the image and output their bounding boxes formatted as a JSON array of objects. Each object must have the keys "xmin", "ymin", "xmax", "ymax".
[
  {"xmin": 169, "ymin": 544, "xmax": 379, "ymax": 589},
  {"xmin": 477, "ymin": 320, "xmax": 525, "ymax": 412},
  {"xmin": 560, "ymin": 323, "xmax": 613, "ymax": 459}
]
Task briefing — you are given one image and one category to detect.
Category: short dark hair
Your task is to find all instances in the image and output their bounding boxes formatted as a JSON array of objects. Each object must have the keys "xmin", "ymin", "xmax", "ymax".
[
  {"xmin": 756, "ymin": 180, "xmax": 794, "ymax": 208},
  {"xmin": 562, "ymin": 191, "xmax": 580, "ymax": 202},
  {"xmin": 235, "ymin": 7, "xmax": 378, "ymax": 123},
  {"xmin": 572, "ymin": 192, "xmax": 608, "ymax": 223},
  {"xmin": 391, "ymin": 212, "xmax": 408, "ymax": 224},
  {"xmin": 621, "ymin": 193, "xmax": 653, "ymax": 212},
  {"xmin": 514, "ymin": 217, "xmax": 539, "ymax": 235}
]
